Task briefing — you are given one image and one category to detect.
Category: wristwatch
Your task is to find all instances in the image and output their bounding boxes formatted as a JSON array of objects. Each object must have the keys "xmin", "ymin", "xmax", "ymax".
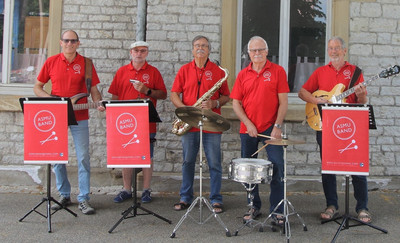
[
  {"xmin": 274, "ymin": 123, "xmax": 282, "ymax": 129},
  {"xmin": 146, "ymin": 89, "xmax": 152, "ymax": 96}
]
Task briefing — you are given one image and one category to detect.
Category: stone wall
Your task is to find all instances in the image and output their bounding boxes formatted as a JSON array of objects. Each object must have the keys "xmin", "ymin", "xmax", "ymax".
[{"xmin": 1, "ymin": 0, "xmax": 399, "ymax": 191}]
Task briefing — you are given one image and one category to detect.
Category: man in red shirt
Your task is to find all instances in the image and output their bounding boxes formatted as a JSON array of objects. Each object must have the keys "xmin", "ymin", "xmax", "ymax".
[
  {"xmin": 170, "ymin": 35, "xmax": 230, "ymax": 213},
  {"xmin": 298, "ymin": 36, "xmax": 370, "ymax": 223},
  {"xmin": 231, "ymin": 36, "xmax": 288, "ymax": 224},
  {"xmin": 34, "ymin": 29, "xmax": 104, "ymax": 215},
  {"xmin": 108, "ymin": 41, "xmax": 167, "ymax": 204}
]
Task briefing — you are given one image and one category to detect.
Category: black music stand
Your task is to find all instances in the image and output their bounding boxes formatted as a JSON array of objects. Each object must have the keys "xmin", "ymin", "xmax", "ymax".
[
  {"xmin": 104, "ymin": 99, "xmax": 171, "ymax": 233},
  {"xmin": 318, "ymin": 104, "xmax": 387, "ymax": 243},
  {"xmin": 18, "ymin": 97, "xmax": 77, "ymax": 233}
]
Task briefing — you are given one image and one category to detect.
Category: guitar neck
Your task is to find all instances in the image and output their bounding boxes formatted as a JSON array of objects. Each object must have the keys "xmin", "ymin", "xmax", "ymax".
[
  {"xmin": 73, "ymin": 102, "xmax": 100, "ymax": 110},
  {"xmin": 335, "ymin": 74, "xmax": 379, "ymax": 101}
]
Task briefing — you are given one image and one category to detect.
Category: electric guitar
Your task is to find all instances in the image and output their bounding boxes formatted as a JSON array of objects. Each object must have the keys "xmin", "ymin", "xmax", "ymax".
[
  {"xmin": 67, "ymin": 93, "xmax": 102, "ymax": 110},
  {"xmin": 305, "ymin": 65, "xmax": 400, "ymax": 131}
]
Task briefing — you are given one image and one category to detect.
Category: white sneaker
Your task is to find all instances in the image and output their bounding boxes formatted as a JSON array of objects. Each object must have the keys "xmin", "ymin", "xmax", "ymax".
[{"xmin": 78, "ymin": 200, "xmax": 95, "ymax": 215}]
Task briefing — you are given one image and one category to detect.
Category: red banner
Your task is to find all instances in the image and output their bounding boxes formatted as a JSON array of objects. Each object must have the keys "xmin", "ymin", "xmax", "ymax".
[
  {"xmin": 106, "ymin": 103, "xmax": 150, "ymax": 168},
  {"xmin": 322, "ymin": 106, "xmax": 369, "ymax": 175},
  {"xmin": 24, "ymin": 101, "xmax": 68, "ymax": 164}
]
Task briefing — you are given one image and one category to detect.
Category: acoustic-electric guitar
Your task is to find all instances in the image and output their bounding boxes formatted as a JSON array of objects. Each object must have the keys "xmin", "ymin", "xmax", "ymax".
[{"xmin": 305, "ymin": 65, "xmax": 400, "ymax": 131}]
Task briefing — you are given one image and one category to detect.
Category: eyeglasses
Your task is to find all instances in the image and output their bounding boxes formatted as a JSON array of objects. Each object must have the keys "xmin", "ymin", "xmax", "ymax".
[
  {"xmin": 61, "ymin": 39, "xmax": 79, "ymax": 44},
  {"xmin": 132, "ymin": 49, "xmax": 148, "ymax": 53},
  {"xmin": 248, "ymin": 48, "xmax": 267, "ymax": 53},
  {"xmin": 328, "ymin": 46, "xmax": 343, "ymax": 51},
  {"xmin": 193, "ymin": 44, "xmax": 209, "ymax": 49}
]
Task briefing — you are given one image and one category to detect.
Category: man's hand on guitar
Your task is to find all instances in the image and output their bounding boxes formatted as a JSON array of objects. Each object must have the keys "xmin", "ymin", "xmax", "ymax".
[
  {"xmin": 354, "ymin": 83, "xmax": 367, "ymax": 103},
  {"xmin": 315, "ymin": 97, "xmax": 329, "ymax": 105},
  {"xmin": 96, "ymin": 102, "xmax": 105, "ymax": 112}
]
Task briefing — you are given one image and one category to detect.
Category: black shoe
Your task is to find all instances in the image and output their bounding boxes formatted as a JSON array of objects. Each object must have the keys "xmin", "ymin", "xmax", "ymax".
[{"xmin": 51, "ymin": 196, "xmax": 71, "ymax": 210}]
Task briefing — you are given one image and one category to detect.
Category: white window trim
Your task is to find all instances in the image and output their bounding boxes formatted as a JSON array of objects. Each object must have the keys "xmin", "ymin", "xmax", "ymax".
[{"xmin": 1, "ymin": 0, "xmax": 35, "ymax": 96}]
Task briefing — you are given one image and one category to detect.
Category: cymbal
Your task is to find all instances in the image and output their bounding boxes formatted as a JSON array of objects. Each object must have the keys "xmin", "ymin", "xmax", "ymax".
[
  {"xmin": 264, "ymin": 138, "xmax": 305, "ymax": 146},
  {"xmin": 175, "ymin": 106, "xmax": 230, "ymax": 132}
]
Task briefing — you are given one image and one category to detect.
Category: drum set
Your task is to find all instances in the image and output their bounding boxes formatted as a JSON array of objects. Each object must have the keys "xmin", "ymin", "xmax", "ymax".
[
  {"xmin": 230, "ymin": 130, "xmax": 308, "ymax": 242},
  {"xmin": 171, "ymin": 106, "xmax": 307, "ymax": 242}
]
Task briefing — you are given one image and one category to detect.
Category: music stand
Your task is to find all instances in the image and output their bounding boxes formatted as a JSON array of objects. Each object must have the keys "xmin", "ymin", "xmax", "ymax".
[
  {"xmin": 318, "ymin": 104, "xmax": 387, "ymax": 243},
  {"xmin": 18, "ymin": 97, "xmax": 77, "ymax": 233},
  {"xmin": 105, "ymin": 99, "xmax": 171, "ymax": 233}
]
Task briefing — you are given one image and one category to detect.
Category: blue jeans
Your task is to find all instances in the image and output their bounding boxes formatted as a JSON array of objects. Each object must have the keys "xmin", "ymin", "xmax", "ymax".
[
  {"xmin": 179, "ymin": 132, "xmax": 223, "ymax": 205},
  {"xmin": 240, "ymin": 125, "xmax": 284, "ymax": 213},
  {"xmin": 53, "ymin": 119, "xmax": 91, "ymax": 203},
  {"xmin": 317, "ymin": 131, "xmax": 368, "ymax": 212}
]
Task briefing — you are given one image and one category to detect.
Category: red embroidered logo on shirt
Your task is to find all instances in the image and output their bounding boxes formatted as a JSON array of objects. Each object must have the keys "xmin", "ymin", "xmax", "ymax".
[
  {"xmin": 343, "ymin": 69, "xmax": 351, "ymax": 79},
  {"xmin": 142, "ymin": 74, "xmax": 150, "ymax": 84},
  {"xmin": 73, "ymin": 64, "xmax": 81, "ymax": 74},
  {"xmin": 263, "ymin": 71, "xmax": 271, "ymax": 81},
  {"xmin": 205, "ymin": 71, "xmax": 213, "ymax": 80}
]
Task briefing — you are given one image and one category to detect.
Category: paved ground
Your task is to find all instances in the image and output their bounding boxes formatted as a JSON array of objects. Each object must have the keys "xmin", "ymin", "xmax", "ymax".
[{"xmin": 1, "ymin": 188, "xmax": 399, "ymax": 243}]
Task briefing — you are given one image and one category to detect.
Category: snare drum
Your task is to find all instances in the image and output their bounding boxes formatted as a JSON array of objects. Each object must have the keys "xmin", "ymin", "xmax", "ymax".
[{"xmin": 228, "ymin": 158, "xmax": 273, "ymax": 184}]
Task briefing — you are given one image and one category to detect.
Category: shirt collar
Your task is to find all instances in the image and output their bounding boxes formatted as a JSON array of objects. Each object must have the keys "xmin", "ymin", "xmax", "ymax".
[
  {"xmin": 246, "ymin": 59, "xmax": 271, "ymax": 73},
  {"xmin": 61, "ymin": 52, "xmax": 81, "ymax": 64},
  {"xmin": 130, "ymin": 61, "xmax": 148, "ymax": 71}
]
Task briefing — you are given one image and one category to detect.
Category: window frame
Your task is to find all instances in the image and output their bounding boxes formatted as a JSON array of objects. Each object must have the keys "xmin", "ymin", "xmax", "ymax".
[
  {"xmin": 221, "ymin": 0, "xmax": 350, "ymax": 121},
  {"xmin": 0, "ymin": 0, "xmax": 61, "ymax": 96}
]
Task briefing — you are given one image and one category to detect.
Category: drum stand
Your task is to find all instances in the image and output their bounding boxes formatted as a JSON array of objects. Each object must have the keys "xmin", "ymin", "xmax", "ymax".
[
  {"xmin": 234, "ymin": 183, "xmax": 274, "ymax": 235},
  {"xmin": 260, "ymin": 137, "xmax": 307, "ymax": 242},
  {"xmin": 321, "ymin": 175, "xmax": 387, "ymax": 243},
  {"xmin": 170, "ymin": 119, "xmax": 231, "ymax": 238},
  {"xmin": 19, "ymin": 164, "xmax": 77, "ymax": 233}
]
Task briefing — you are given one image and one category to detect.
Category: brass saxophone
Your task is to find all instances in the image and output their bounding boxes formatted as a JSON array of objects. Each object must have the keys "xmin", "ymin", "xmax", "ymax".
[{"xmin": 171, "ymin": 65, "xmax": 229, "ymax": 136}]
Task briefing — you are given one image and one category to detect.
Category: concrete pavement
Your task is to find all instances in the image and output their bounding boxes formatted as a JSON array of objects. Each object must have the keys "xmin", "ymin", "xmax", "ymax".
[{"xmin": 1, "ymin": 188, "xmax": 399, "ymax": 243}]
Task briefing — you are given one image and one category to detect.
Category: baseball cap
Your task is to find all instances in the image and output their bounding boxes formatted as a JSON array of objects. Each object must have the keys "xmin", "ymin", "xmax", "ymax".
[{"xmin": 130, "ymin": 41, "xmax": 149, "ymax": 49}]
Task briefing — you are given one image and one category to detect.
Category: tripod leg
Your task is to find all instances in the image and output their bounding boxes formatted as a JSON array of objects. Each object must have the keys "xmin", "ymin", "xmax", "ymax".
[
  {"xmin": 286, "ymin": 200, "xmax": 308, "ymax": 231},
  {"xmin": 331, "ymin": 217, "xmax": 348, "ymax": 243},
  {"xmin": 348, "ymin": 216, "xmax": 388, "ymax": 233},
  {"xmin": 138, "ymin": 205, "xmax": 172, "ymax": 224},
  {"xmin": 202, "ymin": 198, "xmax": 231, "ymax": 237},
  {"xmin": 19, "ymin": 198, "xmax": 47, "ymax": 222},
  {"xmin": 170, "ymin": 197, "xmax": 200, "ymax": 238},
  {"xmin": 108, "ymin": 205, "xmax": 136, "ymax": 233},
  {"xmin": 49, "ymin": 197, "xmax": 77, "ymax": 217}
]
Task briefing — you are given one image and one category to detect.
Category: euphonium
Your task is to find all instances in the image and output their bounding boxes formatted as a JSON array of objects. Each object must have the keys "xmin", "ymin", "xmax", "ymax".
[{"xmin": 171, "ymin": 65, "xmax": 229, "ymax": 136}]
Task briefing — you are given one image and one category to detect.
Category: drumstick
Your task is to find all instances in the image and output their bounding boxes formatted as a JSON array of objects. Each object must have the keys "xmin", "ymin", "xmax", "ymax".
[
  {"xmin": 251, "ymin": 144, "xmax": 268, "ymax": 157},
  {"xmin": 245, "ymin": 131, "xmax": 275, "ymax": 140},
  {"xmin": 257, "ymin": 134, "xmax": 275, "ymax": 139}
]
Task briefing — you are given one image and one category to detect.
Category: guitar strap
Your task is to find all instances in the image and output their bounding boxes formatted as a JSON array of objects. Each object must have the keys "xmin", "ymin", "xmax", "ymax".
[
  {"xmin": 84, "ymin": 57, "xmax": 93, "ymax": 96},
  {"xmin": 347, "ymin": 66, "xmax": 362, "ymax": 90}
]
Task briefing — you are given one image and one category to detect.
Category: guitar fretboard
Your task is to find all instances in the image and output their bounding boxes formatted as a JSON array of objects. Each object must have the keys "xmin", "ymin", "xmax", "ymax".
[
  {"xmin": 335, "ymin": 74, "xmax": 379, "ymax": 101},
  {"xmin": 73, "ymin": 102, "xmax": 100, "ymax": 110}
]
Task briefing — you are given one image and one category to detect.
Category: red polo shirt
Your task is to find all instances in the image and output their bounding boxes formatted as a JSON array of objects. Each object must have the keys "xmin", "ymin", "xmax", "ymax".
[
  {"xmin": 37, "ymin": 53, "xmax": 100, "ymax": 121},
  {"xmin": 108, "ymin": 61, "xmax": 167, "ymax": 133},
  {"xmin": 230, "ymin": 60, "xmax": 289, "ymax": 133},
  {"xmin": 171, "ymin": 59, "xmax": 230, "ymax": 133},
  {"xmin": 302, "ymin": 62, "xmax": 365, "ymax": 104}
]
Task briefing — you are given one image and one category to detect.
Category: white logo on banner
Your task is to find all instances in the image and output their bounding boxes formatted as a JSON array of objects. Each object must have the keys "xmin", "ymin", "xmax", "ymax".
[
  {"xmin": 116, "ymin": 112, "xmax": 140, "ymax": 148},
  {"xmin": 332, "ymin": 116, "xmax": 358, "ymax": 153}
]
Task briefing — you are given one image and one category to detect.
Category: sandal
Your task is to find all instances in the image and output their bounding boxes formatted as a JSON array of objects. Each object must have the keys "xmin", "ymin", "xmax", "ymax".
[
  {"xmin": 173, "ymin": 202, "xmax": 190, "ymax": 211},
  {"xmin": 272, "ymin": 215, "xmax": 285, "ymax": 226},
  {"xmin": 320, "ymin": 205, "xmax": 338, "ymax": 220},
  {"xmin": 358, "ymin": 209, "xmax": 372, "ymax": 223},
  {"xmin": 243, "ymin": 207, "xmax": 261, "ymax": 221},
  {"xmin": 212, "ymin": 203, "xmax": 224, "ymax": 214}
]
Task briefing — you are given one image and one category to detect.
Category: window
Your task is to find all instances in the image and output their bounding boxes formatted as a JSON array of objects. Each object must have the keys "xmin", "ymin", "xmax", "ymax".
[
  {"xmin": 237, "ymin": 0, "xmax": 330, "ymax": 93},
  {"xmin": 1, "ymin": 0, "xmax": 49, "ymax": 89}
]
